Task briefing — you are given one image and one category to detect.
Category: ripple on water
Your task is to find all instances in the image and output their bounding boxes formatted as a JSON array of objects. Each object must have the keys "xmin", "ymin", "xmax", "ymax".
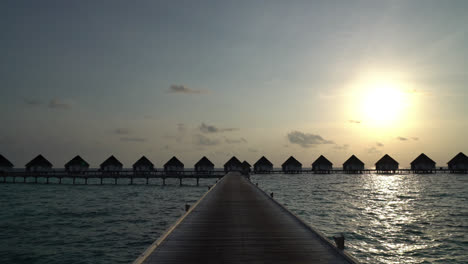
[{"xmin": 251, "ymin": 173, "xmax": 468, "ymax": 264}]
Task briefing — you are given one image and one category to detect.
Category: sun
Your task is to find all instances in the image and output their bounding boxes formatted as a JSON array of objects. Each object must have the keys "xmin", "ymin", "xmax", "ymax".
[{"xmin": 360, "ymin": 82, "xmax": 408, "ymax": 125}]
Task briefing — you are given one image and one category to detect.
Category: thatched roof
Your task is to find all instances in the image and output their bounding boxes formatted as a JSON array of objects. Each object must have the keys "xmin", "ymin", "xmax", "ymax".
[
  {"xmin": 375, "ymin": 154, "xmax": 398, "ymax": 166},
  {"xmin": 164, "ymin": 156, "xmax": 184, "ymax": 167},
  {"xmin": 411, "ymin": 153, "xmax": 435, "ymax": 165},
  {"xmin": 224, "ymin": 156, "xmax": 242, "ymax": 167},
  {"xmin": 254, "ymin": 156, "xmax": 273, "ymax": 167},
  {"xmin": 195, "ymin": 156, "xmax": 214, "ymax": 167},
  {"xmin": 100, "ymin": 155, "xmax": 123, "ymax": 168},
  {"xmin": 26, "ymin": 154, "xmax": 52, "ymax": 168},
  {"xmin": 65, "ymin": 155, "xmax": 90, "ymax": 168},
  {"xmin": 343, "ymin": 155, "xmax": 364, "ymax": 166},
  {"xmin": 448, "ymin": 152, "xmax": 468, "ymax": 165},
  {"xmin": 0, "ymin": 154, "xmax": 13, "ymax": 168},
  {"xmin": 133, "ymin": 156, "xmax": 154, "ymax": 168},
  {"xmin": 242, "ymin": 161, "xmax": 251, "ymax": 168},
  {"xmin": 312, "ymin": 155, "xmax": 332, "ymax": 166},
  {"xmin": 282, "ymin": 156, "xmax": 302, "ymax": 167}
]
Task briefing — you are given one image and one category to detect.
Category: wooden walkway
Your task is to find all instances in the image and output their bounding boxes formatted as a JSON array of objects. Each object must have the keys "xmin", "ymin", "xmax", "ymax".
[{"xmin": 134, "ymin": 172, "xmax": 358, "ymax": 264}]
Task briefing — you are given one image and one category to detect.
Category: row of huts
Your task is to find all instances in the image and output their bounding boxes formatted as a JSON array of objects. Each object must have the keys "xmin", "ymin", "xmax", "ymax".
[{"xmin": 1, "ymin": 153, "xmax": 468, "ymax": 173}]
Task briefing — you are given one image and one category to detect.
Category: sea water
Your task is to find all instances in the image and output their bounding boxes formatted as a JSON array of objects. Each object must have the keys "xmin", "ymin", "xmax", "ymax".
[{"xmin": 0, "ymin": 174, "xmax": 466, "ymax": 264}]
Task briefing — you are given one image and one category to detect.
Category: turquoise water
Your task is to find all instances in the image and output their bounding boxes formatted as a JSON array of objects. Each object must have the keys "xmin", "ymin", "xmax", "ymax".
[{"xmin": 0, "ymin": 174, "xmax": 467, "ymax": 263}]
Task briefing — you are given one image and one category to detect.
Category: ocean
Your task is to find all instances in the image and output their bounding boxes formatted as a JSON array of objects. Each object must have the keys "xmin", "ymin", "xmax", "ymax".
[{"xmin": 0, "ymin": 173, "xmax": 467, "ymax": 264}]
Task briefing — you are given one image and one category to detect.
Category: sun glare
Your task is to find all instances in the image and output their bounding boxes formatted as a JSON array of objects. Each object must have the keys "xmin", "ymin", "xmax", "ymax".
[{"xmin": 359, "ymin": 82, "xmax": 409, "ymax": 126}]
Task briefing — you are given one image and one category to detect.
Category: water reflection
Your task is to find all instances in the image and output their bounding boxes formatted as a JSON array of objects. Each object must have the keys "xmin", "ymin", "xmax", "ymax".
[{"xmin": 251, "ymin": 173, "xmax": 468, "ymax": 264}]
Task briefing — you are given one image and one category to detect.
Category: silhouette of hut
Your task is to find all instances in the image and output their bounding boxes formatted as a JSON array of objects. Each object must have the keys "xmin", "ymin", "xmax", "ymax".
[
  {"xmin": 65, "ymin": 155, "xmax": 89, "ymax": 172},
  {"xmin": 411, "ymin": 153, "xmax": 435, "ymax": 172},
  {"xmin": 282, "ymin": 156, "xmax": 302, "ymax": 173},
  {"xmin": 0, "ymin": 154, "xmax": 14, "ymax": 172},
  {"xmin": 195, "ymin": 156, "xmax": 214, "ymax": 173},
  {"xmin": 312, "ymin": 155, "xmax": 333, "ymax": 173},
  {"xmin": 100, "ymin": 155, "xmax": 123, "ymax": 172},
  {"xmin": 164, "ymin": 156, "xmax": 184, "ymax": 173},
  {"xmin": 447, "ymin": 152, "xmax": 468, "ymax": 173},
  {"xmin": 26, "ymin": 155, "xmax": 53, "ymax": 172},
  {"xmin": 343, "ymin": 155, "xmax": 364, "ymax": 173},
  {"xmin": 133, "ymin": 156, "xmax": 154, "ymax": 172},
  {"xmin": 253, "ymin": 156, "xmax": 273, "ymax": 173},
  {"xmin": 224, "ymin": 156, "xmax": 243, "ymax": 173},
  {"xmin": 375, "ymin": 154, "xmax": 399, "ymax": 173},
  {"xmin": 242, "ymin": 161, "xmax": 251, "ymax": 173}
]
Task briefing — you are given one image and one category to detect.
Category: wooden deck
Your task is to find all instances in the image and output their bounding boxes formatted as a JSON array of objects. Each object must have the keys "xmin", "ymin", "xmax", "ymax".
[{"xmin": 134, "ymin": 172, "xmax": 358, "ymax": 264}]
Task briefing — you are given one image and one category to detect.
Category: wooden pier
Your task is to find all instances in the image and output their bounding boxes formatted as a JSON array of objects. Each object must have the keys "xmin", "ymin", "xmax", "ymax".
[
  {"xmin": 133, "ymin": 172, "xmax": 358, "ymax": 264},
  {"xmin": 0, "ymin": 170, "xmax": 225, "ymax": 186}
]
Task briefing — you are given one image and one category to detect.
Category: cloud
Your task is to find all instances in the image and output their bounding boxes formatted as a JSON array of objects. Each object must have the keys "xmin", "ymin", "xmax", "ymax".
[
  {"xmin": 397, "ymin": 136, "xmax": 408, "ymax": 141},
  {"xmin": 225, "ymin": 137, "xmax": 247, "ymax": 144},
  {"xmin": 120, "ymin": 137, "xmax": 147, "ymax": 142},
  {"xmin": 349, "ymin": 120, "xmax": 361, "ymax": 124},
  {"xmin": 114, "ymin": 128, "xmax": 131, "ymax": 135},
  {"xmin": 24, "ymin": 99, "xmax": 42, "ymax": 106},
  {"xmin": 199, "ymin": 123, "xmax": 239, "ymax": 133},
  {"xmin": 193, "ymin": 134, "xmax": 219, "ymax": 146},
  {"xmin": 412, "ymin": 137, "xmax": 419, "ymax": 141},
  {"xmin": 366, "ymin": 146, "xmax": 381, "ymax": 154},
  {"xmin": 334, "ymin": 144, "xmax": 349, "ymax": 151},
  {"xmin": 248, "ymin": 148, "xmax": 258, "ymax": 153},
  {"xmin": 168, "ymin": 84, "xmax": 206, "ymax": 94},
  {"xmin": 376, "ymin": 142, "xmax": 384, "ymax": 147},
  {"xmin": 287, "ymin": 131, "xmax": 334, "ymax": 148},
  {"xmin": 48, "ymin": 99, "xmax": 70, "ymax": 109}
]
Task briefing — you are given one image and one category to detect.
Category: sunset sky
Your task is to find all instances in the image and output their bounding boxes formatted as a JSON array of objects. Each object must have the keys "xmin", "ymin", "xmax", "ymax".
[{"xmin": 1, "ymin": 1, "xmax": 468, "ymax": 168}]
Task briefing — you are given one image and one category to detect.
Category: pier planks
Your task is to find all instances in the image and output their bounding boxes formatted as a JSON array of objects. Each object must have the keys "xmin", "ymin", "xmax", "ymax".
[{"xmin": 135, "ymin": 172, "xmax": 357, "ymax": 264}]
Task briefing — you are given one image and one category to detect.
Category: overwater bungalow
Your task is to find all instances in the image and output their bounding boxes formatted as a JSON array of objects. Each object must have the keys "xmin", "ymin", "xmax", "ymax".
[
  {"xmin": 100, "ymin": 155, "xmax": 123, "ymax": 172},
  {"xmin": 375, "ymin": 154, "xmax": 399, "ymax": 173},
  {"xmin": 242, "ymin": 161, "xmax": 251, "ymax": 174},
  {"xmin": 253, "ymin": 156, "xmax": 273, "ymax": 173},
  {"xmin": 65, "ymin": 155, "xmax": 89, "ymax": 173},
  {"xmin": 0, "ymin": 154, "xmax": 14, "ymax": 172},
  {"xmin": 133, "ymin": 156, "xmax": 154, "ymax": 172},
  {"xmin": 447, "ymin": 152, "xmax": 468, "ymax": 173},
  {"xmin": 343, "ymin": 155, "xmax": 364, "ymax": 173},
  {"xmin": 411, "ymin": 153, "xmax": 435, "ymax": 173},
  {"xmin": 26, "ymin": 154, "xmax": 53, "ymax": 172},
  {"xmin": 224, "ymin": 156, "xmax": 243, "ymax": 173},
  {"xmin": 282, "ymin": 156, "xmax": 302, "ymax": 173},
  {"xmin": 164, "ymin": 156, "xmax": 184, "ymax": 174},
  {"xmin": 194, "ymin": 156, "xmax": 214, "ymax": 173},
  {"xmin": 312, "ymin": 155, "xmax": 333, "ymax": 173}
]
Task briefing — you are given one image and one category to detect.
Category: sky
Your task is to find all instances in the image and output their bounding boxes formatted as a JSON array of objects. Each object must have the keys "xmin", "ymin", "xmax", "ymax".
[{"xmin": 1, "ymin": 0, "xmax": 468, "ymax": 168}]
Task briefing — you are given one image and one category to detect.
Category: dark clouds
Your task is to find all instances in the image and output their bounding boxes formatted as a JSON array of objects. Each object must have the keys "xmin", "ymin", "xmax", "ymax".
[
  {"xmin": 199, "ymin": 123, "xmax": 238, "ymax": 133},
  {"xmin": 397, "ymin": 136, "xmax": 419, "ymax": 141},
  {"xmin": 193, "ymin": 134, "xmax": 219, "ymax": 146},
  {"xmin": 168, "ymin": 85, "xmax": 205, "ymax": 94},
  {"xmin": 367, "ymin": 146, "xmax": 381, "ymax": 154},
  {"xmin": 287, "ymin": 131, "xmax": 334, "ymax": 148},
  {"xmin": 114, "ymin": 128, "xmax": 131, "ymax": 135},
  {"xmin": 225, "ymin": 137, "xmax": 247, "ymax": 144},
  {"xmin": 24, "ymin": 98, "xmax": 70, "ymax": 109},
  {"xmin": 24, "ymin": 99, "xmax": 42, "ymax": 106},
  {"xmin": 48, "ymin": 99, "xmax": 70, "ymax": 109},
  {"xmin": 334, "ymin": 144, "xmax": 349, "ymax": 151},
  {"xmin": 349, "ymin": 120, "xmax": 361, "ymax": 124}
]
